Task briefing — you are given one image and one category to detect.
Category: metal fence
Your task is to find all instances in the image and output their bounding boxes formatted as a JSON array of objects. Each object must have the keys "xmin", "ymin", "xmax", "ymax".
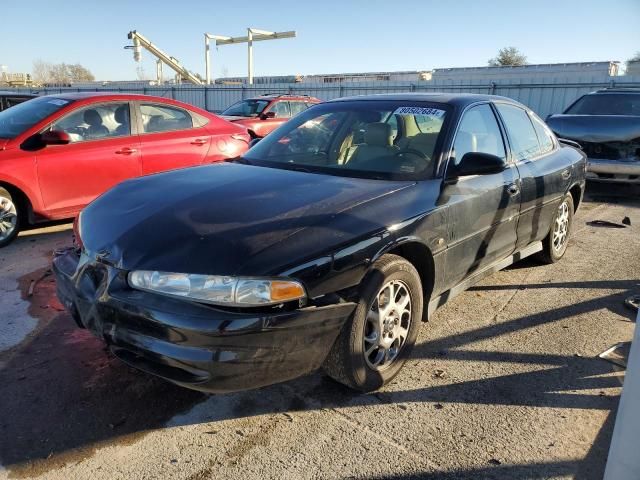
[{"xmin": 13, "ymin": 75, "xmax": 640, "ymax": 119}]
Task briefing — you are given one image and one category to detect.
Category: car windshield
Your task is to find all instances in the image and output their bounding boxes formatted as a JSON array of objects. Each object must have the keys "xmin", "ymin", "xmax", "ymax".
[
  {"xmin": 221, "ymin": 99, "xmax": 270, "ymax": 117},
  {"xmin": 565, "ymin": 93, "xmax": 640, "ymax": 116},
  {"xmin": 243, "ymin": 101, "xmax": 449, "ymax": 180},
  {"xmin": 0, "ymin": 96, "xmax": 73, "ymax": 139}
]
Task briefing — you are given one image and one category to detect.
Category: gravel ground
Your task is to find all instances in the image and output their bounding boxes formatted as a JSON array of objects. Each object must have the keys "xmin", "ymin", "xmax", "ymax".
[{"xmin": 0, "ymin": 186, "xmax": 638, "ymax": 480}]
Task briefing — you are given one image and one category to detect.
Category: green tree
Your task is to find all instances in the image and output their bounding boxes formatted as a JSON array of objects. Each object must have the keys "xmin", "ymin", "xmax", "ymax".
[{"xmin": 488, "ymin": 47, "xmax": 528, "ymax": 67}]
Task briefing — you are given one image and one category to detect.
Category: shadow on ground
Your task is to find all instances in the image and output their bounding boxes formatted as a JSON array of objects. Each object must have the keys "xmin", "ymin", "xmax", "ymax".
[{"xmin": 0, "ymin": 271, "xmax": 634, "ymax": 479}]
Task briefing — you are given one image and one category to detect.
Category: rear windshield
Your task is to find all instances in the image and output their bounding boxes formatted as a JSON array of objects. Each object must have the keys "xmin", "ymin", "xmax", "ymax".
[
  {"xmin": 565, "ymin": 93, "xmax": 640, "ymax": 116},
  {"xmin": 0, "ymin": 96, "xmax": 73, "ymax": 139}
]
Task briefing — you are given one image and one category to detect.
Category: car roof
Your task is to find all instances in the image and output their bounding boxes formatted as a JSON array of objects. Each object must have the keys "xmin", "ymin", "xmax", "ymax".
[
  {"xmin": 326, "ymin": 92, "xmax": 523, "ymax": 108},
  {"xmin": 39, "ymin": 92, "xmax": 153, "ymax": 100},
  {"xmin": 591, "ymin": 88, "xmax": 640, "ymax": 94},
  {"xmin": 28, "ymin": 92, "xmax": 218, "ymax": 118}
]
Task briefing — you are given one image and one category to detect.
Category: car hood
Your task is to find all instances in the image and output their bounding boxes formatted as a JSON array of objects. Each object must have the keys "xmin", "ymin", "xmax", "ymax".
[
  {"xmin": 0, "ymin": 139, "xmax": 10, "ymax": 151},
  {"xmin": 79, "ymin": 162, "xmax": 416, "ymax": 275},
  {"xmin": 546, "ymin": 115, "xmax": 640, "ymax": 143}
]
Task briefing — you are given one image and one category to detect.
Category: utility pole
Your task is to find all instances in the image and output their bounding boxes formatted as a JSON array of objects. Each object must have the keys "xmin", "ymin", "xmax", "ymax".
[{"xmin": 247, "ymin": 28, "xmax": 254, "ymax": 86}]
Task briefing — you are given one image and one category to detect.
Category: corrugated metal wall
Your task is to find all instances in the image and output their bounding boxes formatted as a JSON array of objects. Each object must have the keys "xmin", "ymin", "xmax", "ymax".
[{"xmin": 14, "ymin": 75, "xmax": 640, "ymax": 119}]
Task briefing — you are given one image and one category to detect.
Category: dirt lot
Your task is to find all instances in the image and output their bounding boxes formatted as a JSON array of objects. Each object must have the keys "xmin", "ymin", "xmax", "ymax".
[{"xmin": 0, "ymin": 184, "xmax": 638, "ymax": 480}]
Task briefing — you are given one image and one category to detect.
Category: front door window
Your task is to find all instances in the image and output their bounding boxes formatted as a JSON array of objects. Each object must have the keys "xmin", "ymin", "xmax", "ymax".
[{"xmin": 51, "ymin": 103, "xmax": 131, "ymax": 142}]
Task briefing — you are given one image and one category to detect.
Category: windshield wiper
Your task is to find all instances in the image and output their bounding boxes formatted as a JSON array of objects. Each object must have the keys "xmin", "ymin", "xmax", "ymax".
[
  {"xmin": 225, "ymin": 156, "xmax": 253, "ymax": 165},
  {"xmin": 286, "ymin": 165, "xmax": 313, "ymax": 173}
]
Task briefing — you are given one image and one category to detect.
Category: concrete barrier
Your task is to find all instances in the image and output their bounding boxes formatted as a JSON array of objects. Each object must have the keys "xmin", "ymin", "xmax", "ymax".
[{"xmin": 603, "ymin": 307, "xmax": 640, "ymax": 480}]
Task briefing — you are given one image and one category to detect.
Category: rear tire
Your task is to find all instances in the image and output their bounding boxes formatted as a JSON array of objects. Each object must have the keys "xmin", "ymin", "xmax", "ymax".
[
  {"xmin": 323, "ymin": 254, "xmax": 423, "ymax": 392},
  {"xmin": 0, "ymin": 187, "xmax": 20, "ymax": 248},
  {"xmin": 539, "ymin": 193, "xmax": 574, "ymax": 264}
]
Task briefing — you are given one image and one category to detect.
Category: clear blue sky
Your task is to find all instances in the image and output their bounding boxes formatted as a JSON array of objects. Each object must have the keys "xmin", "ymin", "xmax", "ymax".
[{"xmin": 2, "ymin": 0, "xmax": 639, "ymax": 81}]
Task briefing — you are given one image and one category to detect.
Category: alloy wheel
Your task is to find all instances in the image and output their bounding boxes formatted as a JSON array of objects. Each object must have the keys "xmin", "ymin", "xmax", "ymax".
[
  {"xmin": 0, "ymin": 196, "xmax": 17, "ymax": 242},
  {"xmin": 363, "ymin": 280, "xmax": 412, "ymax": 371},
  {"xmin": 552, "ymin": 200, "xmax": 570, "ymax": 253}
]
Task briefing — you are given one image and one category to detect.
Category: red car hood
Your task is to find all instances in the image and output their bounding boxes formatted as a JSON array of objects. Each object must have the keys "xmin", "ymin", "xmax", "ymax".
[{"xmin": 0, "ymin": 139, "xmax": 10, "ymax": 151}]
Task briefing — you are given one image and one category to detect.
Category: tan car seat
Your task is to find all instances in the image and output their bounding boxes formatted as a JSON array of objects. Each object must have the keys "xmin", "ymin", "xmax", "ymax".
[{"xmin": 347, "ymin": 123, "xmax": 399, "ymax": 165}]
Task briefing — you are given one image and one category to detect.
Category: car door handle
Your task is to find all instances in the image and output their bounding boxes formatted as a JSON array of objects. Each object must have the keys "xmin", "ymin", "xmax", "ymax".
[
  {"xmin": 190, "ymin": 139, "xmax": 208, "ymax": 146},
  {"xmin": 115, "ymin": 147, "xmax": 137, "ymax": 155},
  {"xmin": 561, "ymin": 169, "xmax": 571, "ymax": 180},
  {"xmin": 507, "ymin": 183, "xmax": 520, "ymax": 196}
]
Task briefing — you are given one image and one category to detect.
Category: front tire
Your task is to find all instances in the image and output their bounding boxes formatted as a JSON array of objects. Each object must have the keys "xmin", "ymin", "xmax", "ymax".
[
  {"xmin": 539, "ymin": 193, "xmax": 574, "ymax": 264},
  {"xmin": 0, "ymin": 187, "xmax": 20, "ymax": 248},
  {"xmin": 323, "ymin": 254, "xmax": 423, "ymax": 392}
]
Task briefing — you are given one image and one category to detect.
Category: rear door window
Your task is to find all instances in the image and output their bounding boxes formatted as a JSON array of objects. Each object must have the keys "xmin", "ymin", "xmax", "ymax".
[
  {"xmin": 270, "ymin": 101, "xmax": 291, "ymax": 118},
  {"xmin": 496, "ymin": 103, "xmax": 541, "ymax": 161},
  {"xmin": 289, "ymin": 101, "xmax": 308, "ymax": 116},
  {"xmin": 140, "ymin": 104, "xmax": 193, "ymax": 133},
  {"xmin": 529, "ymin": 113, "xmax": 555, "ymax": 155}
]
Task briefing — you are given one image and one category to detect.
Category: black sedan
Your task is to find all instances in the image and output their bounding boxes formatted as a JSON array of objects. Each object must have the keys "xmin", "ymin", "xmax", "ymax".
[
  {"xmin": 53, "ymin": 93, "xmax": 586, "ymax": 393},
  {"xmin": 546, "ymin": 88, "xmax": 640, "ymax": 183},
  {"xmin": 0, "ymin": 91, "xmax": 36, "ymax": 111}
]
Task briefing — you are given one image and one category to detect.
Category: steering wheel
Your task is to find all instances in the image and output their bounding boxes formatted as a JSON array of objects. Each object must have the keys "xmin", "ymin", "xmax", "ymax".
[
  {"xmin": 397, "ymin": 148, "xmax": 430, "ymax": 169},
  {"xmin": 64, "ymin": 126, "xmax": 86, "ymax": 136}
]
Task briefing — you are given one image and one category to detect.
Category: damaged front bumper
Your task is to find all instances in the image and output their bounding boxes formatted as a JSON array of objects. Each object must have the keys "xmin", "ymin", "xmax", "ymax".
[
  {"xmin": 587, "ymin": 158, "xmax": 640, "ymax": 183},
  {"xmin": 52, "ymin": 248, "xmax": 356, "ymax": 393}
]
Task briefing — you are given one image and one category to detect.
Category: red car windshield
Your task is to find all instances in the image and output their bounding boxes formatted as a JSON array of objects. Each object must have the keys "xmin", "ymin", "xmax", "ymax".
[
  {"xmin": 0, "ymin": 96, "xmax": 73, "ymax": 139},
  {"xmin": 221, "ymin": 99, "xmax": 270, "ymax": 117}
]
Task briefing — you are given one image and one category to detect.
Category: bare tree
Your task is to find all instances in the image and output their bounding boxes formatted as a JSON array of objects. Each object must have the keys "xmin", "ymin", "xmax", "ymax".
[
  {"xmin": 488, "ymin": 47, "xmax": 528, "ymax": 67},
  {"xmin": 136, "ymin": 66, "xmax": 145, "ymax": 81},
  {"xmin": 627, "ymin": 51, "xmax": 640, "ymax": 68},
  {"xmin": 66, "ymin": 64, "xmax": 95, "ymax": 82},
  {"xmin": 32, "ymin": 59, "xmax": 51, "ymax": 84},
  {"xmin": 31, "ymin": 60, "xmax": 95, "ymax": 84}
]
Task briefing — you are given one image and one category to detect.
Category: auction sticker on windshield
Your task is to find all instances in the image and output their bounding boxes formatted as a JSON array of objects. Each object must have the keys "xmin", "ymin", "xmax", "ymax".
[{"xmin": 393, "ymin": 106, "xmax": 446, "ymax": 118}]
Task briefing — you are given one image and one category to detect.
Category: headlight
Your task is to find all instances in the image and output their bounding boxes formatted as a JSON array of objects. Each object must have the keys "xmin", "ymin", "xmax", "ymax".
[
  {"xmin": 72, "ymin": 213, "xmax": 83, "ymax": 249},
  {"xmin": 128, "ymin": 270, "xmax": 306, "ymax": 307}
]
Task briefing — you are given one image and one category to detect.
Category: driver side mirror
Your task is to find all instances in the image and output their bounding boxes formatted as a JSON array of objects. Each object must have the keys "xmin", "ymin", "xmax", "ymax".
[
  {"xmin": 260, "ymin": 111, "xmax": 276, "ymax": 120},
  {"xmin": 41, "ymin": 130, "xmax": 71, "ymax": 146},
  {"xmin": 447, "ymin": 152, "xmax": 506, "ymax": 181}
]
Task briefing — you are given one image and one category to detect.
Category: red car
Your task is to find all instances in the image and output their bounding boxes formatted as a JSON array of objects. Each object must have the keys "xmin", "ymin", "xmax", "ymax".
[
  {"xmin": 0, "ymin": 93, "xmax": 250, "ymax": 247},
  {"xmin": 220, "ymin": 94, "xmax": 321, "ymax": 138}
]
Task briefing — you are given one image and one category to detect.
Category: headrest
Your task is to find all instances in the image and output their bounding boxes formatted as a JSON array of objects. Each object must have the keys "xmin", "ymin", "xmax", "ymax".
[
  {"xmin": 83, "ymin": 109, "xmax": 103, "ymax": 126},
  {"xmin": 114, "ymin": 105, "xmax": 128, "ymax": 123},
  {"xmin": 364, "ymin": 122, "xmax": 393, "ymax": 147}
]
